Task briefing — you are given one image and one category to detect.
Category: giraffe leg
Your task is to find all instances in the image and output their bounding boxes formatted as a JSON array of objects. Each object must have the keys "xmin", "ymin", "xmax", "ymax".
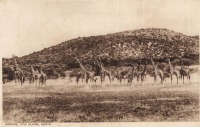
[
  {"xmin": 91, "ymin": 77, "xmax": 93, "ymax": 86},
  {"xmin": 40, "ymin": 77, "xmax": 43, "ymax": 86},
  {"xmin": 132, "ymin": 75, "xmax": 134, "ymax": 85},
  {"xmin": 94, "ymin": 78, "xmax": 97, "ymax": 87},
  {"xmin": 170, "ymin": 74, "xmax": 172, "ymax": 84},
  {"xmin": 89, "ymin": 77, "xmax": 93, "ymax": 87},
  {"xmin": 128, "ymin": 78, "xmax": 130, "ymax": 86},
  {"xmin": 38, "ymin": 78, "xmax": 40, "ymax": 86},
  {"xmin": 20, "ymin": 77, "xmax": 22, "ymax": 86},
  {"xmin": 15, "ymin": 77, "xmax": 17, "ymax": 85},
  {"xmin": 119, "ymin": 76, "xmax": 122, "ymax": 85},
  {"xmin": 177, "ymin": 76, "xmax": 178, "ymax": 84},
  {"xmin": 176, "ymin": 75, "xmax": 178, "ymax": 84},
  {"xmin": 76, "ymin": 76, "xmax": 80, "ymax": 85},
  {"xmin": 86, "ymin": 76, "xmax": 89, "ymax": 86},
  {"xmin": 137, "ymin": 75, "xmax": 139, "ymax": 84},
  {"xmin": 144, "ymin": 75, "xmax": 146, "ymax": 85},
  {"xmin": 154, "ymin": 75, "xmax": 157, "ymax": 85},
  {"xmin": 36, "ymin": 78, "xmax": 38, "ymax": 86},
  {"xmin": 81, "ymin": 77, "xmax": 84, "ymax": 83},
  {"xmin": 108, "ymin": 75, "xmax": 112, "ymax": 86},
  {"xmin": 100, "ymin": 75, "xmax": 103, "ymax": 84},
  {"xmin": 159, "ymin": 75, "xmax": 162, "ymax": 84},
  {"xmin": 130, "ymin": 76, "xmax": 133, "ymax": 86},
  {"xmin": 189, "ymin": 74, "xmax": 191, "ymax": 84},
  {"xmin": 31, "ymin": 77, "xmax": 33, "ymax": 84},
  {"xmin": 44, "ymin": 77, "xmax": 47, "ymax": 86},
  {"xmin": 141, "ymin": 76, "xmax": 144, "ymax": 85},
  {"xmin": 84, "ymin": 73, "xmax": 87, "ymax": 85},
  {"xmin": 22, "ymin": 76, "xmax": 24, "ymax": 86},
  {"xmin": 188, "ymin": 74, "xmax": 191, "ymax": 84}
]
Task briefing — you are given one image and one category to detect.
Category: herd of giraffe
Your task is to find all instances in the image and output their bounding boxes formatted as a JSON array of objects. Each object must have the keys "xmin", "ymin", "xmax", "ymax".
[
  {"xmin": 11, "ymin": 55, "xmax": 191, "ymax": 87},
  {"xmin": 13, "ymin": 57, "xmax": 47, "ymax": 86},
  {"xmin": 73, "ymin": 55, "xmax": 191, "ymax": 86}
]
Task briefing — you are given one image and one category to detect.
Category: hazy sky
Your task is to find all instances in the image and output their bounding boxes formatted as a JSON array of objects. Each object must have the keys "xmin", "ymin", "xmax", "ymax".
[{"xmin": 0, "ymin": 0, "xmax": 199, "ymax": 57}]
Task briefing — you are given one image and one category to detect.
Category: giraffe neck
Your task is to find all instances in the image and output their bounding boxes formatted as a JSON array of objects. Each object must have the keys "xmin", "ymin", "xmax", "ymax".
[
  {"xmin": 142, "ymin": 62, "xmax": 147, "ymax": 73},
  {"xmin": 75, "ymin": 57, "xmax": 88, "ymax": 72},
  {"xmin": 168, "ymin": 60, "xmax": 173, "ymax": 70},
  {"xmin": 14, "ymin": 58, "xmax": 20, "ymax": 71},
  {"xmin": 131, "ymin": 66, "xmax": 135, "ymax": 75},
  {"xmin": 137, "ymin": 63, "xmax": 140, "ymax": 71},
  {"xmin": 101, "ymin": 64, "xmax": 106, "ymax": 71},
  {"xmin": 151, "ymin": 60, "xmax": 157, "ymax": 72},
  {"xmin": 99, "ymin": 58, "xmax": 104, "ymax": 71},
  {"xmin": 41, "ymin": 70, "xmax": 44, "ymax": 74},
  {"xmin": 31, "ymin": 66, "xmax": 36, "ymax": 74},
  {"xmin": 179, "ymin": 59, "xmax": 185, "ymax": 69},
  {"xmin": 14, "ymin": 59, "xmax": 17, "ymax": 65},
  {"xmin": 96, "ymin": 59, "xmax": 102, "ymax": 70}
]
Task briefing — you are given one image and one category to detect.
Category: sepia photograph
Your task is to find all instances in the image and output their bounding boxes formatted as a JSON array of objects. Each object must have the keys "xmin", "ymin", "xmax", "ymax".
[{"xmin": 1, "ymin": 0, "xmax": 199, "ymax": 125}]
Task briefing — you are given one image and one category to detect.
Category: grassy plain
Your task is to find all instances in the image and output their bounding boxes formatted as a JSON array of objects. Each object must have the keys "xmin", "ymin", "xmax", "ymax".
[{"xmin": 3, "ymin": 72, "xmax": 199, "ymax": 122}]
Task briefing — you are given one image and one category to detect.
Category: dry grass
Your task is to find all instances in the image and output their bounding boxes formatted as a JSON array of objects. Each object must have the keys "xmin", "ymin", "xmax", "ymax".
[{"xmin": 3, "ymin": 73, "xmax": 199, "ymax": 123}]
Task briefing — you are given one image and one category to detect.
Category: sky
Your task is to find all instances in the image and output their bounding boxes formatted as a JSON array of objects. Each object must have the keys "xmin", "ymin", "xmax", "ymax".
[{"xmin": 0, "ymin": 0, "xmax": 199, "ymax": 58}]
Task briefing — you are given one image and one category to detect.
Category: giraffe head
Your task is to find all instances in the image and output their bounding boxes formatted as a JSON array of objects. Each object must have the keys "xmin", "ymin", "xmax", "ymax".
[
  {"xmin": 150, "ymin": 57, "xmax": 154, "ymax": 63},
  {"xmin": 72, "ymin": 54, "xmax": 76, "ymax": 58},
  {"xmin": 142, "ymin": 58, "xmax": 148, "ymax": 64},
  {"xmin": 94, "ymin": 57, "xmax": 101, "ymax": 67},
  {"xmin": 144, "ymin": 60, "xmax": 148, "ymax": 65},
  {"xmin": 166, "ymin": 58, "xmax": 170, "ymax": 62},
  {"xmin": 178, "ymin": 56, "xmax": 184, "ymax": 65},
  {"xmin": 138, "ymin": 59, "xmax": 141, "ymax": 64}
]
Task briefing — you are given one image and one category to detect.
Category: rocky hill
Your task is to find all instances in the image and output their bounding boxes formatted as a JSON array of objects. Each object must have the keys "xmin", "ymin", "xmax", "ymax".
[{"xmin": 3, "ymin": 28, "xmax": 199, "ymax": 78}]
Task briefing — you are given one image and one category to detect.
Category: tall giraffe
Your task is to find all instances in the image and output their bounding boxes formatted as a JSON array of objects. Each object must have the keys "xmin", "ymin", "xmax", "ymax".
[
  {"xmin": 166, "ymin": 58, "xmax": 180, "ymax": 84},
  {"xmin": 13, "ymin": 56, "xmax": 25, "ymax": 86},
  {"xmin": 178, "ymin": 57, "xmax": 191, "ymax": 84},
  {"xmin": 135, "ymin": 61, "xmax": 142, "ymax": 84},
  {"xmin": 38, "ymin": 69, "xmax": 47, "ymax": 86},
  {"xmin": 30, "ymin": 65, "xmax": 39, "ymax": 85},
  {"xmin": 117, "ymin": 66, "xmax": 133, "ymax": 85},
  {"xmin": 112, "ymin": 69, "xmax": 123, "ymax": 85},
  {"xmin": 30, "ymin": 65, "xmax": 38, "ymax": 84},
  {"xmin": 76, "ymin": 71, "xmax": 85, "ymax": 84},
  {"xmin": 140, "ymin": 59, "xmax": 148, "ymax": 84},
  {"xmin": 150, "ymin": 58, "xmax": 164, "ymax": 84},
  {"xmin": 74, "ymin": 56, "xmax": 95, "ymax": 85},
  {"xmin": 95, "ymin": 57, "xmax": 112, "ymax": 85},
  {"xmin": 123, "ymin": 65, "xmax": 135, "ymax": 86}
]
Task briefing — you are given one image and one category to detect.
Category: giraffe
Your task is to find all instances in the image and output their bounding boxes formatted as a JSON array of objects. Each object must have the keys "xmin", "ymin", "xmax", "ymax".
[
  {"xmin": 117, "ymin": 67, "xmax": 133, "ymax": 85},
  {"xmin": 166, "ymin": 58, "xmax": 180, "ymax": 84},
  {"xmin": 150, "ymin": 58, "xmax": 164, "ymax": 84},
  {"xmin": 13, "ymin": 56, "xmax": 25, "ymax": 86},
  {"xmin": 38, "ymin": 69, "xmax": 47, "ymax": 86},
  {"xmin": 30, "ymin": 65, "xmax": 38, "ymax": 84},
  {"xmin": 123, "ymin": 65, "xmax": 135, "ymax": 86},
  {"xmin": 111, "ymin": 69, "xmax": 123, "ymax": 85},
  {"xmin": 64, "ymin": 70, "xmax": 74, "ymax": 83},
  {"xmin": 178, "ymin": 57, "xmax": 191, "ymax": 84},
  {"xmin": 76, "ymin": 71, "xmax": 85, "ymax": 85},
  {"xmin": 74, "ymin": 56, "xmax": 95, "ymax": 86},
  {"xmin": 32, "ymin": 65, "xmax": 42, "ymax": 86},
  {"xmin": 3, "ymin": 74, "xmax": 8, "ymax": 84},
  {"xmin": 140, "ymin": 59, "xmax": 148, "ymax": 85},
  {"xmin": 135, "ymin": 61, "xmax": 142, "ymax": 84},
  {"xmin": 95, "ymin": 57, "xmax": 112, "ymax": 85}
]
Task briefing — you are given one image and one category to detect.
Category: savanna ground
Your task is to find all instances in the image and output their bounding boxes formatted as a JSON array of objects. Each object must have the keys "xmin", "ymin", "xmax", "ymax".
[{"xmin": 3, "ymin": 69, "xmax": 199, "ymax": 123}]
